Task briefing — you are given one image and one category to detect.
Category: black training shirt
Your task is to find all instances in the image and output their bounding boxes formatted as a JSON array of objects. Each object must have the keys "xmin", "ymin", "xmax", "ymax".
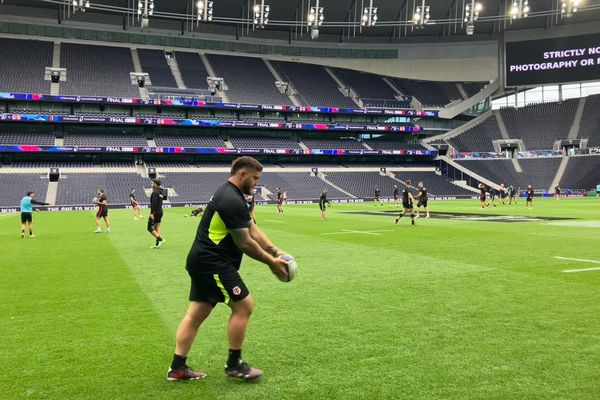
[
  {"xmin": 187, "ymin": 182, "xmax": 251, "ymax": 273},
  {"xmin": 150, "ymin": 187, "xmax": 163, "ymax": 214}
]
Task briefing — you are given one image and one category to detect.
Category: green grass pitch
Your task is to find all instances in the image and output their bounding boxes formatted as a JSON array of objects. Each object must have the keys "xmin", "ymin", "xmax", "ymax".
[{"xmin": 1, "ymin": 198, "xmax": 600, "ymax": 399}]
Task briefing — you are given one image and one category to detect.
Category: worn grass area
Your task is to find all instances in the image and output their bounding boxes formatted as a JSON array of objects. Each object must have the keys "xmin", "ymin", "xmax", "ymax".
[{"xmin": 1, "ymin": 198, "xmax": 599, "ymax": 399}]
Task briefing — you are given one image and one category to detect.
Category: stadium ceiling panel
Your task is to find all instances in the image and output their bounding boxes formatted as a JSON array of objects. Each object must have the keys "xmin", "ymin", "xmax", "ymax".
[{"xmin": 1, "ymin": 0, "xmax": 599, "ymax": 42}]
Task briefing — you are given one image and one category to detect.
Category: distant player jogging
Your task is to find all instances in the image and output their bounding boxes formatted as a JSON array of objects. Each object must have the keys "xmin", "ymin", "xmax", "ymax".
[
  {"xmin": 319, "ymin": 189, "xmax": 331, "ymax": 221},
  {"xmin": 148, "ymin": 179, "xmax": 166, "ymax": 248},
  {"xmin": 19, "ymin": 191, "xmax": 49, "ymax": 238},
  {"xmin": 167, "ymin": 156, "xmax": 290, "ymax": 382},
  {"xmin": 93, "ymin": 189, "xmax": 110, "ymax": 233},
  {"xmin": 393, "ymin": 185, "xmax": 400, "ymax": 207},
  {"xmin": 374, "ymin": 186, "xmax": 383, "ymax": 206},
  {"xmin": 415, "ymin": 181, "xmax": 430, "ymax": 218},
  {"xmin": 508, "ymin": 185, "xmax": 518, "ymax": 205},
  {"xmin": 395, "ymin": 181, "xmax": 416, "ymax": 226},
  {"xmin": 129, "ymin": 188, "xmax": 142, "ymax": 220},
  {"xmin": 479, "ymin": 183, "xmax": 487, "ymax": 208},
  {"xmin": 276, "ymin": 187, "xmax": 284, "ymax": 214},
  {"xmin": 554, "ymin": 185, "xmax": 561, "ymax": 200}
]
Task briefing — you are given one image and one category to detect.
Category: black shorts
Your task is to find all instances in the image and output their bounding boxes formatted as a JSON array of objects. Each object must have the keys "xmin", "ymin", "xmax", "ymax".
[
  {"xmin": 526, "ymin": 197, "xmax": 533, "ymax": 202},
  {"xmin": 417, "ymin": 199, "xmax": 428, "ymax": 208},
  {"xmin": 21, "ymin": 212, "xmax": 32, "ymax": 223},
  {"xmin": 150, "ymin": 212, "xmax": 163, "ymax": 224},
  {"xmin": 188, "ymin": 269, "xmax": 249, "ymax": 306},
  {"xmin": 480, "ymin": 196, "xmax": 486, "ymax": 201},
  {"xmin": 403, "ymin": 201, "xmax": 413, "ymax": 209},
  {"xmin": 319, "ymin": 201, "xmax": 327, "ymax": 211},
  {"xmin": 96, "ymin": 208, "xmax": 108, "ymax": 218}
]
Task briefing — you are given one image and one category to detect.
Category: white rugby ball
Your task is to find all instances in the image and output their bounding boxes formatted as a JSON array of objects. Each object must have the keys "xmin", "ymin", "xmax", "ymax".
[
  {"xmin": 279, "ymin": 254, "xmax": 297, "ymax": 283},
  {"xmin": 92, "ymin": 197, "xmax": 98, "ymax": 204}
]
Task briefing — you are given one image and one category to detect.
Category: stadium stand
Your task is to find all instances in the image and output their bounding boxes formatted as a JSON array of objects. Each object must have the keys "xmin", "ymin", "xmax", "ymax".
[
  {"xmin": 455, "ymin": 158, "xmax": 562, "ymax": 190},
  {"xmin": 174, "ymin": 52, "xmax": 209, "ymax": 89},
  {"xmin": 448, "ymin": 116, "xmax": 503, "ymax": 152},
  {"xmin": 270, "ymin": 61, "xmax": 357, "ymax": 108},
  {"xmin": 364, "ymin": 139, "xmax": 427, "ymax": 151},
  {"xmin": 258, "ymin": 172, "xmax": 349, "ymax": 200},
  {"xmin": 302, "ymin": 137, "xmax": 365, "ymax": 150},
  {"xmin": 578, "ymin": 94, "xmax": 600, "ymax": 147},
  {"xmin": 330, "ymin": 68, "xmax": 398, "ymax": 101},
  {"xmin": 228, "ymin": 136, "xmax": 301, "ymax": 149},
  {"xmin": 390, "ymin": 79, "xmax": 462, "ymax": 106},
  {"xmin": 206, "ymin": 54, "xmax": 290, "ymax": 105},
  {"xmin": 159, "ymin": 172, "xmax": 230, "ymax": 202},
  {"xmin": 60, "ymin": 43, "xmax": 139, "ymax": 98},
  {"xmin": 0, "ymin": 38, "xmax": 52, "ymax": 94},
  {"xmin": 137, "ymin": 49, "xmax": 178, "ymax": 88},
  {"xmin": 461, "ymin": 82, "xmax": 487, "ymax": 97},
  {"xmin": 63, "ymin": 132, "xmax": 147, "ymax": 146},
  {"xmin": 559, "ymin": 155, "xmax": 600, "ymax": 190},
  {"xmin": 153, "ymin": 135, "xmax": 224, "ymax": 147},
  {"xmin": 56, "ymin": 173, "xmax": 149, "ymax": 205},
  {"xmin": 0, "ymin": 130, "xmax": 55, "ymax": 145},
  {"xmin": 0, "ymin": 173, "xmax": 49, "ymax": 207},
  {"xmin": 499, "ymin": 100, "xmax": 578, "ymax": 150}
]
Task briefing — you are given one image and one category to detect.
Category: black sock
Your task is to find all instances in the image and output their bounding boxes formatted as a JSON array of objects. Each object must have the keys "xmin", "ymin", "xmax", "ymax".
[
  {"xmin": 227, "ymin": 349, "xmax": 242, "ymax": 368},
  {"xmin": 171, "ymin": 354, "xmax": 187, "ymax": 370},
  {"xmin": 29, "ymin": 229, "xmax": 32, "ymax": 235},
  {"xmin": 21, "ymin": 229, "xmax": 25, "ymax": 234},
  {"xmin": 411, "ymin": 214, "xmax": 416, "ymax": 225}
]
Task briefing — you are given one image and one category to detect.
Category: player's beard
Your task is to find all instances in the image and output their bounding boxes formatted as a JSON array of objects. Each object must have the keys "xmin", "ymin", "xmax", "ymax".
[{"xmin": 241, "ymin": 176, "xmax": 255, "ymax": 195}]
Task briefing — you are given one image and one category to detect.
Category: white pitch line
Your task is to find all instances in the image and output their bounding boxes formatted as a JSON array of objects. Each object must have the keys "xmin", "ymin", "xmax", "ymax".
[
  {"xmin": 553, "ymin": 256, "xmax": 600, "ymax": 273},
  {"xmin": 263, "ymin": 219, "xmax": 284, "ymax": 224},
  {"xmin": 321, "ymin": 229, "xmax": 392, "ymax": 236}
]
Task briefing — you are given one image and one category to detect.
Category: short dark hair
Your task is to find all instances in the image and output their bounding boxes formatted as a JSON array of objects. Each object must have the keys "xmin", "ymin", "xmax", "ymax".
[
  {"xmin": 230, "ymin": 156, "xmax": 263, "ymax": 176},
  {"xmin": 98, "ymin": 189, "xmax": 104, "ymax": 194},
  {"xmin": 405, "ymin": 180, "xmax": 412, "ymax": 186},
  {"xmin": 152, "ymin": 179, "xmax": 161, "ymax": 187},
  {"xmin": 26, "ymin": 191, "xmax": 34, "ymax": 196}
]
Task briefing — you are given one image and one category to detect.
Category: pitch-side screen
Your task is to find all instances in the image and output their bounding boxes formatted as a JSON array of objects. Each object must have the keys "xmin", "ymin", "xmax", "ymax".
[{"xmin": 505, "ymin": 33, "xmax": 600, "ymax": 87}]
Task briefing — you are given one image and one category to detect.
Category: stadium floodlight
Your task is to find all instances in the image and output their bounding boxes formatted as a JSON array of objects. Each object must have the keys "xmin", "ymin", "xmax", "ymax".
[
  {"xmin": 361, "ymin": 0, "xmax": 377, "ymax": 27},
  {"xmin": 253, "ymin": 0, "xmax": 270, "ymax": 28},
  {"xmin": 510, "ymin": 0, "xmax": 530, "ymax": 19},
  {"xmin": 561, "ymin": 0, "xmax": 580, "ymax": 18},
  {"xmin": 196, "ymin": 0, "xmax": 214, "ymax": 22},
  {"xmin": 137, "ymin": 0, "xmax": 154, "ymax": 28},
  {"xmin": 464, "ymin": 0, "xmax": 482, "ymax": 35},
  {"xmin": 72, "ymin": 0, "xmax": 90, "ymax": 13},
  {"xmin": 307, "ymin": 0, "xmax": 324, "ymax": 40},
  {"xmin": 413, "ymin": 0, "xmax": 430, "ymax": 27}
]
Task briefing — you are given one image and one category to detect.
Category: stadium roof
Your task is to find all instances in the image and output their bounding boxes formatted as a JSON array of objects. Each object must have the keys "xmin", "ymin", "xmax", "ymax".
[{"xmin": 1, "ymin": 0, "xmax": 600, "ymax": 43}]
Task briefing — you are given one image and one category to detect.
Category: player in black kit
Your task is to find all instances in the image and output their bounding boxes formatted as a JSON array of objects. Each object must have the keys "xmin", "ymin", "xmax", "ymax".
[
  {"xmin": 508, "ymin": 185, "xmax": 518, "ymax": 205},
  {"xmin": 554, "ymin": 185, "xmax": 561, "ymax": 200},
  {"xmin": 319, "ymin": 189, "xmax": 331, "ymax": 221},
  {"xmin": 148, "ymin": 179, "xmax": 166, "ymax": 248},
  {"xmin": 415, "ymin": 181, "xmax": 430, "ymax": 218},
  {"xmin": 129, "ymin": 188, "xmax": 142, "ymax": 220},
  {"xmin": 276, "ymin": 187, "xmax": 284, "ymax": 214},
  {"xmin": 479, "ymin": 183, "xmax": 487, "ymax": 208},
  {"xmin": 167, "ymin": 156, "xmax": 289, "ymax": 382},
  {"xmin": 93, "ymin": 189, "xmax": 110, "ymax": 233},
  {"xmin": 393, "ymin": 185, "xmax": 400, "ymax": 207},
  {"xmin": 395, "ymin": 180, "xmax": 416, "ymax": 226},
  {"xmin": 374, "ymin": 186, "xmax": 383, "ymax": 206},
  {"xmin": 526, "ymin": 184, "xmax": 534, "ymax": 209}
]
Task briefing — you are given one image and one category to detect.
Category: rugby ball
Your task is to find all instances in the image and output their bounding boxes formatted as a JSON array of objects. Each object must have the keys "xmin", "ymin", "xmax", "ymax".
[
  {"xmin": 279, "ymin": 254, "xmax": 297, "ymax": 283},
  {"xmin": 92, "ymin": 197, "xmax": 98, "ymax": 204}
]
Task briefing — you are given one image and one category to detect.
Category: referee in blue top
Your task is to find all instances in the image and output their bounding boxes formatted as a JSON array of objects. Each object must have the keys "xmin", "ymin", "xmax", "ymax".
[{"xmin": 20, "ymin": 191, "xmax": 49, "ymax": 238}]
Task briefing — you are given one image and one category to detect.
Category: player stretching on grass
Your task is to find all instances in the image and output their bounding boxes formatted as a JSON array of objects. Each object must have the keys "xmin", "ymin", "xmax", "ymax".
[
  {"xmin": 93, "ymin": 189, "xmax": 110, "ymax": 233},
  {"xmin": 20, "ymin": 191, "xmax": 49, "ymax": 238},
  {"xmin": 319, "ymin": 189, "xmax": 331, "ymax": 221},
  {"xmin": 148, "ymin": 179, "xmax": 166, "ymax": 248},
  {"xmin": 167, "ymin": 156, "xmax": 290, "ymax": 382},
  {"xmin": 395, "ymin": 180, "xmax": 416, "ymax": 226}
]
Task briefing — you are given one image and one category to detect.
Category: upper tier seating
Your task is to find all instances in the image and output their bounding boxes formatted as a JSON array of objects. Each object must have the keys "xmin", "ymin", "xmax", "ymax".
[
  {"xmin": 60, "ymin": 43, "xmax": 139, "ymax": 98},
  {"xmin": 0, "ymin": 39, "xmax": 52, "ymax": 94}
]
